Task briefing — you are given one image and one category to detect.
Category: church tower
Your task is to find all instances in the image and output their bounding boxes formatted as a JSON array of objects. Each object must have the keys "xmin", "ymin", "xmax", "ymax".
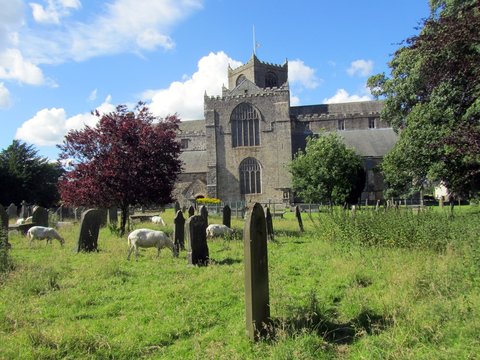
[{"xmin": 204, "ymin": 54, "xmax": 293, "ymax": 203}]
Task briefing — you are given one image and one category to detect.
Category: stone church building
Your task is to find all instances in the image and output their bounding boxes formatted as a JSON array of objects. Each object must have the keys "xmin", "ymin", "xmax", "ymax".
[{"xmin": 174, "ymin": 54, "xmax": 397, "ymax": 205}]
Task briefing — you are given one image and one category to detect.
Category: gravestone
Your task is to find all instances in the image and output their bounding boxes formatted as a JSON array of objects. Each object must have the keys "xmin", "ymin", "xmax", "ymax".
[
  {"xmin": 200, "ymin": 205, "xmax": 208, "ymax": 225},
  {"xmin": 174, "ymin": 210, "xmax": 185, "ymax": 251},
  {"xmin": 107, "ymin": 207, "xmax": 118, "ymax": 224},
  {"xmin": 0, "ymin": 205, "xmax": 10, "ymax": 257},
  {"xmin": 244, "ymin": 203, "xmax": 270, "ymax": 341},
  {"xmin": 0, "ymin": 205, "xmax": 8, "ymax": 231},
  {"xmin": 7, "ymin": 204, "xmax": 17, "ymax": 220},
  {"xmin": 295, "ymin": 205, "xmax": 304, "ymax": 232},
  {"xmin": 186, "ymin": 215, "xmax": 209, "ymax": 266},
  {"xmin": 77, "ymin": 209, "xmax": 102, "ymax": 252},
  {"xmin": 174, "ymin": 201, "xmax": 181, "ymax": 214},
  {"xmin": 265, "ymin": 207, "xmax": 274, "ymax": 241},
  {"xmin": 32, "ymin": 206, "xmax": 49, "ymax": 227},
  {"xmin": 19, "ymin": 200, "xmax": 28, "ymax": 219},
  {"xmin": 223, "ymin": 204, "xmax": 231, "ymax": 228},
  {"xmin": 375, "ymin": 199, "xmax": 381, "ymax": 211},
  {"xmin": 188, "ymin": 205, "xmax": 195, "ymax": 217}
]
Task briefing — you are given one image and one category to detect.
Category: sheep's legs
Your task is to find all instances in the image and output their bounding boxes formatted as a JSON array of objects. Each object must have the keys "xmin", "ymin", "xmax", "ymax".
[
  {"xmin": 157, "ymin": 248, "xmax": 161, "ymax": 258},
  {"xmin": 127, "ymin": 246, "xmax": 134, "ymax": 260}
]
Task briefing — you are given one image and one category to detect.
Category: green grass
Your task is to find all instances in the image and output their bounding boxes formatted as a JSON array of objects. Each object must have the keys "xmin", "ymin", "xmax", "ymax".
[{"xmin": 1, "ymin": 207, "xmax": 479, "ymax": 359}]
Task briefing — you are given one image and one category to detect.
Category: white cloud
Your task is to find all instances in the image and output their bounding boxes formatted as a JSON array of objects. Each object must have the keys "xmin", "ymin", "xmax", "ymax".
[
  {"xmin": 15, "ymin": 96, "xmax": 115, "ymax": 146},
  {"xmin": 290, "ymin": 95, "xmax": 300, "ymax": 106},
  {"xmin": 347, "ymin": 59, "xmax": 374, "ymax": 77},
  {"xmin": 88, "ymin": 88, "xmax": 97, "ymax": 101},
  {"xmin": 323, "ymin": 89, "xmax": 372, "ymax": 104},
  {"xmin": 0, "ymin": 82, "xmax": 11, "ymax": 108},
  {"xmin": 0, "ymin": 48, "xmax": 46, "ymax": 85},
  {"xmin": 22, "ymin": 0, "xmax": 203, "ymax": 63},
  {"xmin": 288, "ymin": 59, "xmax": 320, "ymax": 89},
  {"xmin": 29, "ymin": 0, "xmax": 81, "ymax": 24},
  {"xmin": 143, "ymin": 51, "xmax": 242, "ymax": 120}
]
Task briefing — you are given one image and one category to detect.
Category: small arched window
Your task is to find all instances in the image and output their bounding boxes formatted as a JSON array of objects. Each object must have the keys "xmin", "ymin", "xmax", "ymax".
[
  {"xmin": 265, "ymin": 72, "xmax": 278, "ymax": 88},
  {"xmin": 240, "ymin": 158, "xmax": 262, "ymax": 194},
  {"xmin": 231, "ymin": 103, "xmax": 260, "ymax": 147},
  {"xmin": 236, "ymin": 74, "xmax": 247, "ymax": 86}
]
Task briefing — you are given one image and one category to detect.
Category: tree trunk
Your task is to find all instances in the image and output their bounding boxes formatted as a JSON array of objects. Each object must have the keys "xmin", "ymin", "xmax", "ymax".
[{"xmin": 120, "ymin": 205, "xmax": 129, "ymax": 236}]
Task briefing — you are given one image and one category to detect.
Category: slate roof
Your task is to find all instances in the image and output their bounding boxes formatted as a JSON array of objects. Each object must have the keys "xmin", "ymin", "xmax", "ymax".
[
  {"xmin": 338, "ymin": 128, "xmax": 398, "ymax": 157},
  {"xmin": 180, "ymin": 150, "xmax": 207, "ymax": 173},
  {"xmin": 291, "ymin": 101, "xmax": 383, "ymax": 116}
]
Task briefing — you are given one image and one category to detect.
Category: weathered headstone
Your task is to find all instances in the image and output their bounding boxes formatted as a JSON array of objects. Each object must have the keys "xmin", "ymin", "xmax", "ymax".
[
  {"xmin": 174, "ymin": 201, "xmax": 181, "ymax": 214},
  {"xmin": 244, "ymin": 203, "xmax": 270, "ymax": 341},
  {"xmin": 7, "ymin": 204, "xmax": 17, "ymax": 220},
  {"xmin": 265, "ymin": 207, "xmax": 274, "ymax": 241},
  {"xmin": 188, "ymin": 205, "xmax": 195, "ymax": 217},
  {"xmin": 223, "ymin": 204, "xmax": 231, "ymax": 228},
  {"xmin": 77, "ymin": 209, "xmax": 102, "ymax": 252},
  {"xmin": 107, "ymin": 207, "xmax": 118, "ymax": 224},
  {"xmin": 19, "ymin": 200, "xmax": 28, "ymax": 219},
  {"xmin": 200, "ymin": 205, "xmax": 208, "ymax": 225},
  {"xmin": 295, "ymin": 205, "xmax": 304, "ymax": 232},
  {"xmin": 174, "ymin": 210, "xmax": 185, "ymax": 251},
  {"xmin": 32, "ymin": 206, "xmax": 49, "ymax": 227},
  {"xmin": 0, "ymin": 205, "xmax": 10, "ymax": 260},
  {"xmin": 186, "ymin": 215, "xmax": 209, "ymax": 266},
  {"xmin": 375, "ymin": 199, "xmax": 381, "ymax": 211}
]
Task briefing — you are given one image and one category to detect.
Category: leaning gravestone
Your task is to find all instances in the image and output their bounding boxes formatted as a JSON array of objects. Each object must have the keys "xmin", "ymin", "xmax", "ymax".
[
  {"xmin": 174, "ymin": 210, "xmax": 185, "ymax": 251},
  {"xmin": 223, "ymin": 204, "xmax": 231, "ymax": 229},
  {"xmin": 32, "ymin": 206, "xmax": 49, "ymax": 227},
  {"xmin": 77, "ymin": 209, "xmax": 102, "ymax": 252},
  {"xmin": 244, "ymin": 203, "xmax": 270, "ymax": 341},
  {"xmin": 188, "ymin": 205, "xmax": 195, "ymax": 217},
  {"xmin": 295, "ymin": 205, "xmax": 304, "ymax": 232},
  {"xmin": 7, "ymin": 204, "xmax": 17, "ymax": 220},
  {"xmin": 19, "ymin": 200, "xmax": 28, "ymax": 219},
  {"xmin": 186, "ymin": 215, "xmax": 209, "ymax": 266},
  {"xmin": 199, "ymin": 205, "xmax": 208, "ymax": 225},
  {"xmin": 265, "ymin": 207, "xmax": 274, "ymax": 241}
]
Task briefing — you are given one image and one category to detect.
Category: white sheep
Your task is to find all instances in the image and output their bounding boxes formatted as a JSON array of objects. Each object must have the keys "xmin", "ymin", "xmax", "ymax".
[
  {"xmin": 151, "ymin": 216, "xmax": 166, "ymax": 226},
  {"xmin": 127, "ymin": 228, "xmax": 178, "ymax": 260},
  {"xmin": 206, "ymin": 224, "xmax": 234, "ymax": 239},
  {"xmin": 27, "ymin": 226, "xmax": 65, "ymax": 247},
  {"xmin": 16, "ymin": 218, "xmax": 25, "ymax": 225}
]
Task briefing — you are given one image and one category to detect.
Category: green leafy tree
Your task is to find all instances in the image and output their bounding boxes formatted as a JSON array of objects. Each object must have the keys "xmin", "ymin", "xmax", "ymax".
[
  {"xmin": 368, "ymin": 0, "xmax": 480, "ymax": 198},
  {"xmin": 289, "ymin": 133, "xmax": 365, "ymax": 205},
  {"xmin": 0, "ymin": 140, "xmax": 63, "ymax": 207}
]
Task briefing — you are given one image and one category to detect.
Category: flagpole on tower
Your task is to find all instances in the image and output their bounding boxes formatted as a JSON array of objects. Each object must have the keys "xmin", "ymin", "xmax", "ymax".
[{"xmin": 253, "ymin": 25, "xmax": 256, "ymax": 55}]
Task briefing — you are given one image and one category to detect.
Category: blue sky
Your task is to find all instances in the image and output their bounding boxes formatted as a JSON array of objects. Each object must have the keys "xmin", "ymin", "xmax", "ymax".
[{"xmin": 0, "ymin": 0, "xmax": 430, "ymax": 160}]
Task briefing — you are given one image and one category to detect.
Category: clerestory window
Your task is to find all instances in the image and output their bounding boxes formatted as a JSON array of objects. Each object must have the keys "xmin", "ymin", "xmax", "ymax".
[
  {"xmin": 231, "ymin": 103, "xmax": 260, "ymax": 147},
  {"xmin": 239, "ymin": 157, "xmax": 262, "ymax": 194}
]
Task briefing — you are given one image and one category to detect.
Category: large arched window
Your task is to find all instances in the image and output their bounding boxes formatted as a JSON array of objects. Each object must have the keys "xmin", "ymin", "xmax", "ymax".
[
  {"xmin": 239, "ymin": 158, "xmax": 262, "ymax": 194},
  {"xmin": 265, "ymin": 71, "xmax": 278, "ymax": 88},
  {"xmin": 231, "ymin": 103, "xmax": 260, "ymax": 147},
  {"xmin": 236, "ymin": 74, "xmax": 246, "ymax": 86}
]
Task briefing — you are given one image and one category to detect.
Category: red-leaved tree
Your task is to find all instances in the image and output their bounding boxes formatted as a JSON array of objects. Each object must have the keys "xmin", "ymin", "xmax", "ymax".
[{"xmin": 57, "ymin": 102, "xmax": 182, "ymax": 235}]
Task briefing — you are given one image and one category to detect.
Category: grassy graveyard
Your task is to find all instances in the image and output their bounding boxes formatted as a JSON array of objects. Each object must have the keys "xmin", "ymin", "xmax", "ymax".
[{"xmin": 1, "ymin": 206, "xmax": 479, "ymax": 359}]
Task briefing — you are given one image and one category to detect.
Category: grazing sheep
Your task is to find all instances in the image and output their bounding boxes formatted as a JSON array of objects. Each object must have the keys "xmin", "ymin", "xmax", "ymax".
[
  {"xmin": 127, "ymin": 228, "xmax": 178, "ymax": 260},
  {"xmin": 27, "ymin": 226, "xmax": 65, "ymax": 247},
  {"xmin": 151, "ymin": 216, "xmax": 166, "ymax": 226},
  {"xmin": 206, "ymin": 224, "xmax": 234, "ymax": 239}
]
